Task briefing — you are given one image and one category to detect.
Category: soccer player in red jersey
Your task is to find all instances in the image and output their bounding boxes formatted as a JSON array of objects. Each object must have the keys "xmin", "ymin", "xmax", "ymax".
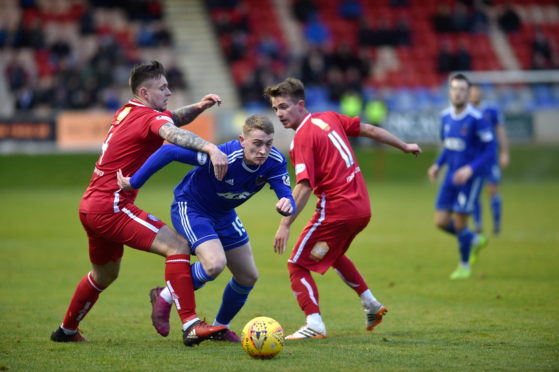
[
  {"xmin": 50, "ymin": 60, "xmax": 230, "ymax": 347},
  {"xmin": 265, "ymin": 78, "xmax": 421, "ymax": 339}
]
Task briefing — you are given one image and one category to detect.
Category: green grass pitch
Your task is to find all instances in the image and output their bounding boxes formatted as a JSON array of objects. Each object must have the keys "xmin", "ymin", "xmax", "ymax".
[{"xmin": 0, "ymin": 147, "xmax": 558, "ymax": 371}]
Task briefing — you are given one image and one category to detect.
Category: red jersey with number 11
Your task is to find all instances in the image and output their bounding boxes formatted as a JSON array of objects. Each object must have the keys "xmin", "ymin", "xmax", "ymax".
[
  {"xmin": 79, "ymin": 100, "xmax": 173, "ymax": 214},
  {"xmin": 290, "ymin": 112, "xmax": 371, "ymax": 221}
]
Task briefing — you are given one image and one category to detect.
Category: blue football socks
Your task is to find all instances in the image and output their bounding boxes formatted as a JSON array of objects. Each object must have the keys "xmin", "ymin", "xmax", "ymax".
[
  {"xmin": 457, "ymin": 228, "xmax": 475, "ymax": 265},
  {"xmin": 191, "ymin": 261, "xmax": 214, "ymax": 290},
  {"xmin": 215, "ymin": 278, "xmax": 253, "ymax": 326},
  {"xmin": 491, "ymin": 194, "xmax": 502, "ymax": 233}
]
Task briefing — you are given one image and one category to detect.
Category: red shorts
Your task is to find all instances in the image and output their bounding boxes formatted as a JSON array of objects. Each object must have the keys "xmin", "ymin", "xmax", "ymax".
[
  {"xmin": 289, "ymin": 215, "xmax": 370, "ymax": 274},
  {"xmin": 79, "ymin": 203, "xmax": 166, "ymax": 265}
]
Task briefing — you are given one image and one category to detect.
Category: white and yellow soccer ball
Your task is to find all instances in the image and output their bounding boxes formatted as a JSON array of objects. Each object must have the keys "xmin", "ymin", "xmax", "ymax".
[{"xmin": 241, "ymin": 316, "xmax": 284, "ymax": 359}]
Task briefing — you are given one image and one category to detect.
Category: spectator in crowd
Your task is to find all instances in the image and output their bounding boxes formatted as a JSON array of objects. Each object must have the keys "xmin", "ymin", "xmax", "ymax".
[
  {"xmin": 338, "ymin": 0, "xmax": 362, "ymax": 21},
  {"xmin": 451, "ymin": 2, "xmax": 472, "ymax": 33},
  {"xmin": 498, "ymin": 3, "xmax": 521, "ymax": 33},
  {"xmin": 292, "ymin": 0, "xmax": 317, "ymax": 23},
  {"xmin": 531, "ymin": 29, "xmax": 555, "ymax": 68},
  {"xmin": 300, "ymin": 45, "xmax": 329, "ymax": 85},
  {"xmin": 455, "ymin": 43, "xmax": 472, "ymax": 71},
  {"xmin": 395, "ymin": 18, "xmax": 412, "ymax": 46},
  {"xmin": 437, "ymin": 42, "xmax": 455, "ymax": 73},
  {"xmin": 304, "ymin": 13, "xmax": 331, "ymax": 47},
  {"xmin": 433, "ymin": 4, "xmax": 453, "ymax": 33}
]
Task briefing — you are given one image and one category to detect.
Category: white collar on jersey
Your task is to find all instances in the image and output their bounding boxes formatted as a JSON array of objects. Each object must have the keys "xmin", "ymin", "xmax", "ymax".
[
  {"xmin": 242, "ymin": 160, "xmax": 261, "ymax": 173},
  {"xmin": 296, "ymin": 113, "xmax": 312, "ymax": 133},
  {"xmin": 128, "ymin": 100, "xmax": 145, "ymax": 107},
  {"xmin": 449, "ymin": 104, "xmax": 475, "ymax": 121}
]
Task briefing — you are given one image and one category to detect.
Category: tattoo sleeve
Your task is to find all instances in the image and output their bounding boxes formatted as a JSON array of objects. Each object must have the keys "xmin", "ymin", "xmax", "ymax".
[
  {"xmin": 171, "ymin": 104, "xmax": 203, "ymax": 126},
  {"xmin": 159, "ymin": 122, "xmax": 208, "ymax": 151}
]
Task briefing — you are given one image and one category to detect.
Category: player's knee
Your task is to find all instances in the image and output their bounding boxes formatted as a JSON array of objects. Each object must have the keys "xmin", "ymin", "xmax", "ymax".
[
  {"xmin": 92, "ymin": 270, "xmax": 119, "ymax": 287},
  {"xmin": 434, "ymin": 214, "xmax": 449, "ymax": 230},
  {"xmin": 238, "ymin": 270, "xmax": 259, "ymax": 287},
  {"xmin": 202, "ymin": 257, "xmax": 227, "ymax": 278}
]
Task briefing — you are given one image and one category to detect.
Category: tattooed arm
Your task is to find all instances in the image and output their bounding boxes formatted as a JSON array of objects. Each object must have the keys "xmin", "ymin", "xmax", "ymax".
[
  {"xmin": 171, "ymin": 94, "xmax": 222, "ymax": 126},
  {"xmin": 158, "ymin": 122, "xmax": 228, "ymax": 180}
]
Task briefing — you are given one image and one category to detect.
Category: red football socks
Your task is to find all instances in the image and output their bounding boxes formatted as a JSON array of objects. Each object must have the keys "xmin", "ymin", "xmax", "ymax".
[
  {"xmin": 165, "ymin": 254, "xmax": 197, "ymax": 323},
  {"xmin": 333, "ymin": 255, "xmax": 369, "ymax": 295},
  {"xmin": 62, "ymin": 272, "xmax": 105, "ymax": 330},
  {"xmin": 288, "ymin": 262, "xmax": 320, "ymax": 316}
]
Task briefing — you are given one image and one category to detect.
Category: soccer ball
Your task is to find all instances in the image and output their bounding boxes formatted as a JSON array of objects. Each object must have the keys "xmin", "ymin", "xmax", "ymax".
[{"xmin": 241, "ymin": 316, "xmax": 284, "ymax": 359}]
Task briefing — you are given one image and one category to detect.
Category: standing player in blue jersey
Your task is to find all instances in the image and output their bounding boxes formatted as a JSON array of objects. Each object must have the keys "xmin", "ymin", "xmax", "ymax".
[
  {"xmin": 117, "ymin": 114, "xmax": 295, "ymax": 342},
  {"xmin": 470, "ymin": 84, "xmax": 509, "ymax": 235},
  {"xmin": 428, "ymin": 74, "xmax": 495, "ymax": 279}
]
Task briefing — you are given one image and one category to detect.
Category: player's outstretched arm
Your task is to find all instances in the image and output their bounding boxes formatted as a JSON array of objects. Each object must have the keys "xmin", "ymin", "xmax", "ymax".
[
  {"xmin": 171, "ymin": 94, "xmax": 222, "ymax": 126},
  {"xmin": 359, "ymin": 123, "xmax": 422, "ymax": 156},
  {"xmin": 158, "ymin": 123, "xmax": 228, "ymax": 180},
  {"xmin": 274, "ymin": 180, "xmax": 312, "ymax": 254}
]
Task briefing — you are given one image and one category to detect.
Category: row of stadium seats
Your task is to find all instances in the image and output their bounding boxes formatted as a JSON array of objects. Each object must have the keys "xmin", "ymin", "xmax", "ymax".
[{"xmin": 1, "ymin": 0, "xmax": 187, "ymax": 113}]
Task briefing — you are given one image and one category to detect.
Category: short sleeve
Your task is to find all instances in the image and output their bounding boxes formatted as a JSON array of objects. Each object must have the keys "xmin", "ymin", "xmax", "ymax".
[
  {"xmin": 476, "ymin": 117, "xmax": 494, "ymax": 143},
  {"xmin": 292, "ymin": 138, "xmax": 316, "ymax": 188},
  {"xmin": 334, "ymin": 112, "xmax": 361, "ymax": 137},
  {"xmin": 149, "ymin": 111, "xmax": 174, "ymax": 135}
]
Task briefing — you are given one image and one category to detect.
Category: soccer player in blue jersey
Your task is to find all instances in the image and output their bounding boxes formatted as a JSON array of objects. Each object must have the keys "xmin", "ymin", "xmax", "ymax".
[
  {"xmin": 428, "ymin": 73, "xmax": 495, "ymax": 279},
  {"xmin": 117, "ymin": 114, "xmax": 295, "ymax": 341},
  {"xmin": 470, "ymin": 84, "xmax": 509, "ymax": 235}
]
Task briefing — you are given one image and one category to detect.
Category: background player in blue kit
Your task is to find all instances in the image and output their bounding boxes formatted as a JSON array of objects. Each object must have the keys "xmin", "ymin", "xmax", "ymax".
[
  {"xmin": 427, "ymin": 74, "xmax": 496, "ymax": 280},
  {"xmin": 117, "ymin": 114, "xmax": 295, "ymax": 342},
  {"xmin": 470, "ymin": 84, "xmax": 510, "ymax": 235}
]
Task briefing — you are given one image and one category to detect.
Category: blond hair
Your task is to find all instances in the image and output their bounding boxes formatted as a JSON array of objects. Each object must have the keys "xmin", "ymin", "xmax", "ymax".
[{"xmin": 243, "ymin": 114, "xmax": 274, "ymax": 136}]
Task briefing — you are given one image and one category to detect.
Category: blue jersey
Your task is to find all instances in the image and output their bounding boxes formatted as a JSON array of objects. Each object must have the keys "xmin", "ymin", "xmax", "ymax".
[
  {"xmin": 478, "ymin": 103, "xmax": 504, "ymax": 181},
  {"xmin": 130, "ymin": 141, "xmax": 294, "ymax": 218},
  {"xmin": 436, "ymin": 104, "xmax": 496, "ymax": 179}
]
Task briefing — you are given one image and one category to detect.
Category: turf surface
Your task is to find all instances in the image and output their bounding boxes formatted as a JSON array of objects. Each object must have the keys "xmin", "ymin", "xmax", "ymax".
[{"xmin": 0, "ymin": 147, "xmax": 557, "ymax": 371}]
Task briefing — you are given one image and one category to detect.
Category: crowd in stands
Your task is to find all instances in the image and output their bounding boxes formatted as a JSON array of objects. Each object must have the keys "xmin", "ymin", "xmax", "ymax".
[
  {"xmin": 1, "ymin": 0, "xmax": 187, "ymax": 114},
  {"xmin": 2, "ymin": 0, "xmax": 558, "ymax": 116},
  {"xmin": 207, "ymin": 0, "xmax": 558, "ymax": 113}
]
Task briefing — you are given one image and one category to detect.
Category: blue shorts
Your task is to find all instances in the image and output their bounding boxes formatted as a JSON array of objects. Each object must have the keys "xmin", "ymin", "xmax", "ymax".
[
  {"xmin": 485, "ymin": 164, "xmax": 501, "ymax": 185},
  {"xmin": 171, "ymin": 200, "xmax": 249, "ymax": 254},
  {"xmin": 436, "ymin": 174, "xmax": 485, "ymax": 214}
]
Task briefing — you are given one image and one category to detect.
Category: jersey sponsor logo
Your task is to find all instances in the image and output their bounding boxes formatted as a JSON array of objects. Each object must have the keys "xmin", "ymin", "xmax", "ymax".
[
  {"xmin": 311, "ymin": 118, "xmax": 331, "ymax": 131},
  {"xmin": 461, "ymin": 125, "xmax": 468, "ymax": 136},
  {"xmin": 295, "ymin": 163, "xmax": 306, "ymax": 175},
  {"xmin": 479, "ymin": 130, "xmax": 494, "ymax": 142},
  {"xmin": 256, "ymin": 175, "xmax": 266, "ymax": 186},
  {"xmin": 282, "ymin": 174, "xmax": 290, "ymax": 186},
  {"xmin": 114, "ymin": 107, "xmax": 131, "ymax": 125},
  {"xmin": 310, "ymin": 241, "xmax": 329, "ymax": 261},
  {"xmin": 147, "ymin": 214, "xmax": 160, "ymax": 221},
  {"xmin": 217, "ymin": 191, "xmax": 254, "ymax": 200},
  {"xmin": 225, "ymin": 178, "xmax": 235, "ymax": 185},
  {"xmin": 443, "ymin": 137, "xmax": 466, "ymax": 151}
]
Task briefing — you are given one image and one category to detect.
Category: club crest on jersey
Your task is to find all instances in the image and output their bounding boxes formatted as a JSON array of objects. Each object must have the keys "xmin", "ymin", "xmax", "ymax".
[{"xmin": 256, "ymin": 175, "xmax": 266, "ymax": 186}]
